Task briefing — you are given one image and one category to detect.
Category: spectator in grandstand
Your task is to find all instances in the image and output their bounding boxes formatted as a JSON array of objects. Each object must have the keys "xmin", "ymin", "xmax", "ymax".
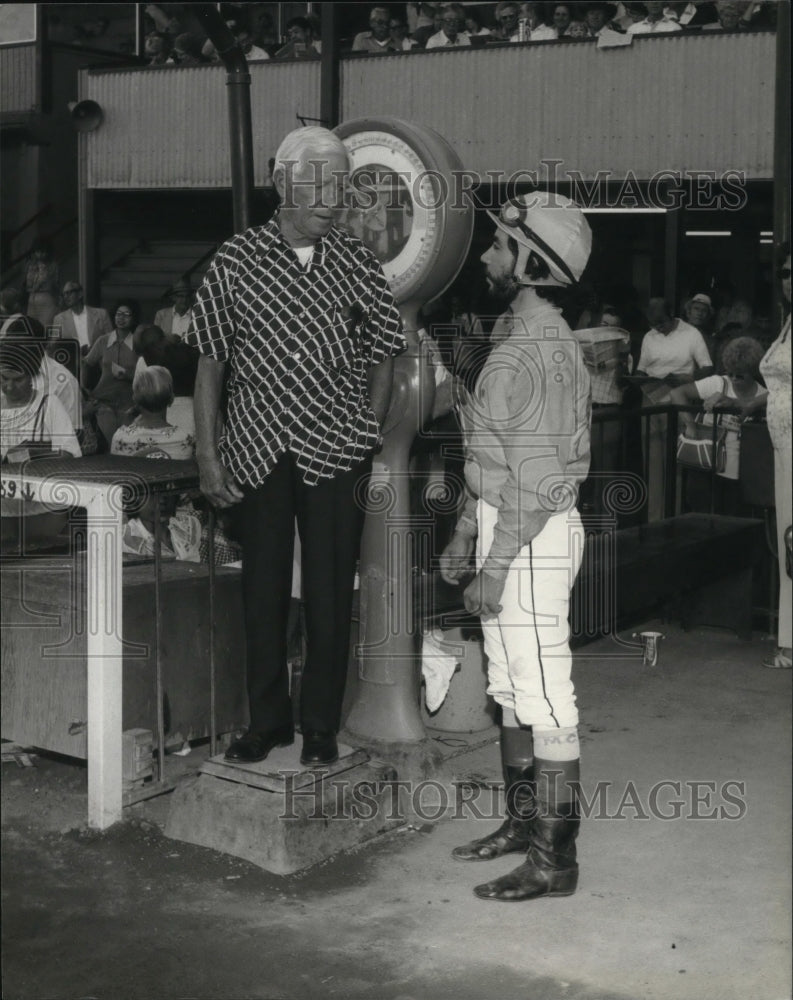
[
  {"xmin": 110, "ymin": 365, "xmax": 195, "ymax": 460},
  {"xmin": 613, "ymin": 2, "xmax": 649, "ymax": 31},
  {"xmin": 464, "ymin": 10, "xmax": 492, "ymax": 37},
  {"xmin": 275, "ymin": 16, "xmax": 321, "ymax": 60},
  {"xmin": 552, "ymin": 4, "xmax": 576, "ymax": 36},
  {"xmin": 235, "ymin": 24, "xmax": 270, "ymax": 60},
  {"xmin": 737, "ymin": 1, "xmax": 778, "ymax": 29},
  {"xmin": 82, "ymin": 298, "xmax": 141, "ymax": 447},
  {"xmin": 628, "ymin": 0, "xmax": 683, "ymax": 32},
  {"xmin": 406, "ymin": 2, "xmax": 440, "ymax": 34},
  {"xmin": 583, "ymin": 1, "xmax": 619, "ymax": 35},
  {"xmin": 518, "ymin": 2, "xmax": 558, "ymax": 40},
  {"xmin": 701, "ymin": 0, "xmax": 745, "ymax": 30},
  {"xmin": 663, "ymin": 2, "xmax": 718, "ymax": 27},
  {"xmin": 171, "ymin": 32, "xmax": 206, "ymax": 66},
  {"xmin": 352, "ymin": 6, "xmax": 402, "ymax": 52},
  {"xmin": 389, "ymin": 14, "xmax": 418, "ymax": 50},
  {"xmin": 250, "ymin": 6, "xmax": 279, "ymax": 52},
  {"xmin": 52, "ymin": 281, "xmax": 113, "ymax": 355},
  {"xmin": 426, "ymin": 4, "xmax": 471, "ymax": 47},
  {"xmin": 567, "ymin": 20, "xmax": 591, "ymax": 37},
  {"xmin": 24, "ymin": 242, "xmax": 59, "ymax": 329},
  {"xmin": 492, "ymin": 0, "xmax": 521, "ymax": 40},
  {"xmin": 144, "ymin": 30, "xmax": 173, "ymax": 65},
  {"xmin": 154, "ymin": 278, "xmax": 194, "ymax": 339}
]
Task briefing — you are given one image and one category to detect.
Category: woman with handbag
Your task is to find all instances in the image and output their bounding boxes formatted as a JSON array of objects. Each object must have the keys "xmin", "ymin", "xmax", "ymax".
[
  {"xmin": 670, "ymin": 336, "xmax": 767, "ymax": 515},
  {"xmin": 757, "ymin": 245, "xmax": 792, "ymax": 669}
]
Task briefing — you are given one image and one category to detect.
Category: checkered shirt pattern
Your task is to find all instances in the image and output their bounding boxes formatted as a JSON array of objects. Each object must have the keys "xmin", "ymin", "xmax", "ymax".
[{"xmin": 186, "ymin": 220, "xmax": 406, "ymax": 487}]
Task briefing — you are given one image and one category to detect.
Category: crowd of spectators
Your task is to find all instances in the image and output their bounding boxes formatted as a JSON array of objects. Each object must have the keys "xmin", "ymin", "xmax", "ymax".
[{"xmin": 134, "ymin": 1, "xmax": 776, "ymax": 68}]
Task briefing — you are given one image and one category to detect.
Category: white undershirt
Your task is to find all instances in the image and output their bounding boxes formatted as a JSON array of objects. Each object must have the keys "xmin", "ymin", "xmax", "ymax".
[
  {"xmin": 71, "ymin": 309, "xmax": 89, "ymax": 349},
  {"xmin": 293, "ymin": 245, "xmax": 314, "ymax": 270}
]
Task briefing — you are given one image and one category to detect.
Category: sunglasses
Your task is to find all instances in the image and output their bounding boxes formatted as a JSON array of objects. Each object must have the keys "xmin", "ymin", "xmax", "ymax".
[{"xmin": 778, "ymin": 267, "xmax": 791, "ymax": 279}]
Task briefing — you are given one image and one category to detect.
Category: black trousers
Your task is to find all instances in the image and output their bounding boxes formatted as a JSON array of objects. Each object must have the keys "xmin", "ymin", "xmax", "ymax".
[{"xmin": 235, "ymin": 452, "xmax": 370, "ymax": 734}]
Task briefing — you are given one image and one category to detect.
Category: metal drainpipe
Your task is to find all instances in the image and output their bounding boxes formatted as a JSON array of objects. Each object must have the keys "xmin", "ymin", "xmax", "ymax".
[
  {"xmin": 188, "ymin": 4, "xmax": 254, "ymax": 233},
  {"xmin": 773, "ymin": 0, "xmax": 791, "ymax": 323}
]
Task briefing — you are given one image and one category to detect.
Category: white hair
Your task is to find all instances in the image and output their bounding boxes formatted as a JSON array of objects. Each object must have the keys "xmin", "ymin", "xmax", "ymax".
[
  {"xmin": 272, "ymin": 126, "xmax": 350, "ymax": 182},
  {"xmin": 132, "ymin": 364, "xmax": 174, "ymax": 411}
]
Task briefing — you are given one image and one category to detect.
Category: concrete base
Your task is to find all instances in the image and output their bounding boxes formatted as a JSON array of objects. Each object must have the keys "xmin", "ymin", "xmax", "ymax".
[{"xmin": 164, "ymin": 743, "xmax": 403, "ymax": 874}]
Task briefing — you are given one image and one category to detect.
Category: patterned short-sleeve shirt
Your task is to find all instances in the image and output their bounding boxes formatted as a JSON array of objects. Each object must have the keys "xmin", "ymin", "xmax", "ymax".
[{"xmin": 186, "ymin": 220, "xmax": 406, "ymax": 487}]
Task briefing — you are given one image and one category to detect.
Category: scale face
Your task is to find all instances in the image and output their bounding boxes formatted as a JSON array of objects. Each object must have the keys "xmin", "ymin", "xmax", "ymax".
[{"xmin": 334, "ymin": 118, "xmax": 474, "ymax": 310}]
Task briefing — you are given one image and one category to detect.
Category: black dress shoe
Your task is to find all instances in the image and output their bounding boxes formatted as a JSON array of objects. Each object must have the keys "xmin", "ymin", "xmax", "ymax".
[
  {"xmin": 224, "ymin": 725, "xmax": 294, "ymax": 763},
  {"xmin": 300, "ymin": 730, "xmax": 339, "ymax": 767}
]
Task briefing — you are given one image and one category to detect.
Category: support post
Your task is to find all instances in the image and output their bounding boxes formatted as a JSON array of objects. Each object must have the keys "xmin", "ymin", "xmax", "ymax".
[
  {"xmin": 85, "ymin": 490, "xmax": 124, "ymax": 829},
  {"xmin": 320, "ymin": 4, "xmax": 341, "ymax": 129}
]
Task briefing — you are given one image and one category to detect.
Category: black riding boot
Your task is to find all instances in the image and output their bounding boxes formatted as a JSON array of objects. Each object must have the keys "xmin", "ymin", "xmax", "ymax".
[
  {"xmin": 452, "ymin": 727, "xmax": 535, "ymax": 862},
  {"xmin": 473, "ymin": 757, "xmax": 580, "ymax": 901}
]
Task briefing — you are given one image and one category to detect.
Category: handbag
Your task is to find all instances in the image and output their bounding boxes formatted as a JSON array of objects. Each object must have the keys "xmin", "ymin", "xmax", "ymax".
[{"xmin": 676, "ymin": 412, "xmax": 727, "ymax": 474}]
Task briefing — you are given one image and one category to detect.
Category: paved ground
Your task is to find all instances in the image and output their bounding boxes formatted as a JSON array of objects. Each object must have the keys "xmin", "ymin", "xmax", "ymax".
[{"xmin": 2, "ymin": 622, "xmax": 791, "ymax": 1000}]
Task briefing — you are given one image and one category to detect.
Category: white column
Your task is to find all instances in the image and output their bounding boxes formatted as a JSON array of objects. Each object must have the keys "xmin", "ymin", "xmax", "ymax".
[{"xmin": 85, "ymin": 487, "xmax": 124, "ymax": 829}]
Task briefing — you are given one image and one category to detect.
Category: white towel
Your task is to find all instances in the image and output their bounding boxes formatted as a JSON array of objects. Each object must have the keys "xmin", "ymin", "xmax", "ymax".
[{"xmin": 421, "ymin": 628, "xmax": 462, "ymax": 712}]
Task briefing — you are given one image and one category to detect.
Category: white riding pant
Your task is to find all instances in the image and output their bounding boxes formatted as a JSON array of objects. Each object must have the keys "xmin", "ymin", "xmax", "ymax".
[{"xmin": 477, "ymin": 500, "xmax": 584, "ymax": 730}]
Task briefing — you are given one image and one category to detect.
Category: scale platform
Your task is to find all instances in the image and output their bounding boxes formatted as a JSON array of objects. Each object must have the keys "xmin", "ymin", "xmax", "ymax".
[
  {"xmin": 166, "ymin": 742, "xmax": 401, "ymax": 874},
  {"xmin": 199, "ymin": 742, "xmax": 369, "ymax": 791}
]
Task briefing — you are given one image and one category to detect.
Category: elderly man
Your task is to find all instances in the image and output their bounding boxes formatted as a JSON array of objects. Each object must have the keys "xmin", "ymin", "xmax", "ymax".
[
  {"xmin": 154, "ymin": 278, "xmax": 194, "ymax": 340},
  {"xmin": 441, "ymin": 193, "xmax": 592, "ymax": 902},
  {"xmin": 425, "ymin": 4, "xmax": 471, "ymax": 47},
  {"xmin": 52, "ymin": 281, "xmax": 113, "ymax": 354},
  {"xmin": 352, "ymin": 6, "xmax": 402, "ymax": 52},
  {"xmin": 187, "ymin": 127, "xmax": 405, "ymax": 768}
]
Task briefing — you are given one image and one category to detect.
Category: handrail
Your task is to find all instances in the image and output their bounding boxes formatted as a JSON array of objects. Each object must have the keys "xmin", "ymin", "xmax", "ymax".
[
  {"xmin": 0, "ymin": 216, "xmax": 78, "ymax": 278},
  {"xmin": 185, "ymin": 242, "xmax": 220, "ymax": 280},
  {"xmin": 5, "ymin": 204, "xmax": 53, "ymax": 242}
]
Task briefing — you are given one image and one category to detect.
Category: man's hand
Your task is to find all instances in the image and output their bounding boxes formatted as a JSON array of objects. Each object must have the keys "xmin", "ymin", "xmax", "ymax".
[
  {"xmin": 198, "ymin": 454, "xmax": 244, "ymax": 509},
  {"xmin": 463, "ymin": 570, "xmax": 505, "ymax": 620},
  {"xmin": 439, "ymin": 531, "xmax": 474, "ymax": 585}
]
